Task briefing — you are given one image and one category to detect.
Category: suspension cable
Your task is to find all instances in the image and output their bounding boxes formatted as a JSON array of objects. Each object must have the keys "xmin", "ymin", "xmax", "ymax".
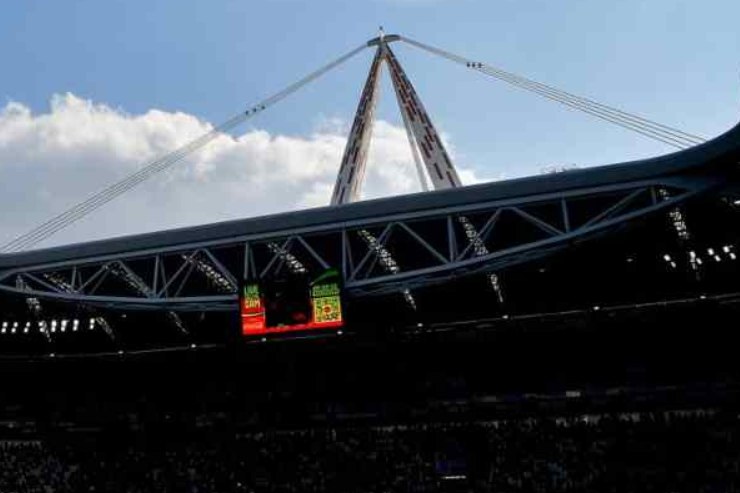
[
  {"xmin": 1, "ymin": 43, "xmax": 369, "ymax": 253},
  {"xmin": 474, "ymin": 64, "xmax": 696, "ymax": 148},
  {"xmin": 474, "ymin": 65, "xmax": 692, "ymax": 148},
  {"xmin": 400, "ymin": 36, "xmax": 705, "ymax": 149}
]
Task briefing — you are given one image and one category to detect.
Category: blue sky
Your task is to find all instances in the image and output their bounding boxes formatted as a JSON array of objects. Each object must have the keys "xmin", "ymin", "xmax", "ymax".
[{"xmin": 1, "ymin": 0, "xmax": 739, "ymax": 247}]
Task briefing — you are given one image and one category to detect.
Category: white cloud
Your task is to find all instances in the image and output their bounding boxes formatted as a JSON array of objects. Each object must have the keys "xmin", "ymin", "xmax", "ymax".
[{"xmin": 0, "ymin": 93, "xmax": 484, "ymax": 249}]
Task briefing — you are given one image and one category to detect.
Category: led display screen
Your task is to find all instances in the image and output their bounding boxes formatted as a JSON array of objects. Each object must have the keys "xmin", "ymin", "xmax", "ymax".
[{"xmin": 241, "ymin": 269, "xmax": 343, "ymax": 336}]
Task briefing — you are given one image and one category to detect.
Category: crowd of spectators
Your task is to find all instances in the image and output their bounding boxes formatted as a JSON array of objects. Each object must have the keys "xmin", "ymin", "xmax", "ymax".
[{"xmin": 1, "ymin": 409, "xmax": 739, "ymax": 492}]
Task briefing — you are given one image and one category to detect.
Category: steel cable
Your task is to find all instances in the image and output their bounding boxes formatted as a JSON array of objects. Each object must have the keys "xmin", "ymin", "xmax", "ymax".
[
  {"xmin": 400, "ymin": 36, "xmax": 704, "ymax": 148},
  {"xmin": 2, "ymin": 44, "xmax": 368, "ymax": 252}
]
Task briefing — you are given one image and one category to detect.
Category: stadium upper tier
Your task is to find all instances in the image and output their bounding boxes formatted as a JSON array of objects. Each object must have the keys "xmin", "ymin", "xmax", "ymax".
[{"xmin": 1, "ymin": 119, "xmax": 738, "ymax": 270}]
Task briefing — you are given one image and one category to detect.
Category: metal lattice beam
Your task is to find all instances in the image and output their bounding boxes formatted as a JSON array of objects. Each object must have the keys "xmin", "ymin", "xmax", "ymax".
[{"xmin": 0, "ymin": 177, "xmax": 716, "ymax": 310}]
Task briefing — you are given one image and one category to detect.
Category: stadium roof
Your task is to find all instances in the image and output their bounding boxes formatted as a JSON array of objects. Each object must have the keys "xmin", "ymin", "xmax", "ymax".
[{"xmin": 1, "ymin": 119, "xmax": 738, "ymax": 271}]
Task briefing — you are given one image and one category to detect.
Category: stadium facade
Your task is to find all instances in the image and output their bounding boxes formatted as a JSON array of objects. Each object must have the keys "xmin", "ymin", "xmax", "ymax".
[{"xmin": 0, "ymin": 33, "xmax": 739, "ymax": 355}]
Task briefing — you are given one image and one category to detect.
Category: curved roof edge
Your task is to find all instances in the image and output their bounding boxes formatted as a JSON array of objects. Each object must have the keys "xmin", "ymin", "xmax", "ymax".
[{"xmin": 2, "ymin": 118, "xmax": 739, "ymax": 270}]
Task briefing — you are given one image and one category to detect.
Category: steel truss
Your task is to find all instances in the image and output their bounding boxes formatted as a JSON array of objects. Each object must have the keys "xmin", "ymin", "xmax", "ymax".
[{"xmin": 0, "ymin": 176, "xmax": 717, "ymax": 311}]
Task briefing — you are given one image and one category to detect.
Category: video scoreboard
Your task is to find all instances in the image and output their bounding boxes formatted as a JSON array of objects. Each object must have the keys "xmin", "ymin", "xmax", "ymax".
[{"xmin": 240, "ymin": 269, "xmax": 344, "ymax": 336}]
